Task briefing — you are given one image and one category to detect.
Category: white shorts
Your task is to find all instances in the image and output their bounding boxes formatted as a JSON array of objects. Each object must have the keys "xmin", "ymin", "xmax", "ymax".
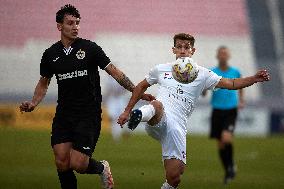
[{"xmin": 145, "ymin": 113, "xmax": 187, "ymax": 164}]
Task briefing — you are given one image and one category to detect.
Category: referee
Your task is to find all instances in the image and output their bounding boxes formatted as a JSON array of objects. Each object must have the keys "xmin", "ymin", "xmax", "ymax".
[
  {"xmin": 205, "ymin": 46, "xmax": 244, "ymax": 184},
  {"xmin": 19, "ymin": 4, "xmax": 154, "ymax": 189}
]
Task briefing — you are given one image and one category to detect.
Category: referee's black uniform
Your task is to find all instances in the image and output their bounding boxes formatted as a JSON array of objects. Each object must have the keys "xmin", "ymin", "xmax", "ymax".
[{"xmin": 40, "ymin": 37, "xmax": 110, "ymax": 156}]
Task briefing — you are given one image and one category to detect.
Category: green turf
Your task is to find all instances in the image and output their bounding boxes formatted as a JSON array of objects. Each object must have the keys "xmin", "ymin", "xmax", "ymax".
[{"xmin": 0, "ymin": 127, "xmax": 284, "ymax": 189}]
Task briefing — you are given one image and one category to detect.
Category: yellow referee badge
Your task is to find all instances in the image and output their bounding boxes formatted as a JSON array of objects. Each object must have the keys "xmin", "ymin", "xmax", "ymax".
[{"xmin": 76, "ymin": 49, "xmax": 85, "ymax": 60}]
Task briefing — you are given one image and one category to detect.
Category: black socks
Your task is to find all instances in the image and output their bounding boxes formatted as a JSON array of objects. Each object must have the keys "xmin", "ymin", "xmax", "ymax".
[
  {"xmin": 85, "ymin": 158, "xmax": 104, "ymax": 174},
  {"xmin": 219, "ymin": 147, "xmax": 227, "ymax": 169},
  {"xmin": 57, "ymin": 159, "xmax": 104, "ymax": 189},
  {"xmin": 219, "ymin": 143, "xmax": 234, "ymax": 172},
  {"xmin": 226, "ymin": 143, "xmax": 233, "ymax": 169},
  {"xmin": 57, "ymin": 169, "xmax": 77, "ymax": 189}
]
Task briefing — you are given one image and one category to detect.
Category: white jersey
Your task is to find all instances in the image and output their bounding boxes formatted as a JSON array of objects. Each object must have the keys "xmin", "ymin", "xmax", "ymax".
[{"xmin": 145, "ymin": 62, "xmax": 222, "ymax": 131}]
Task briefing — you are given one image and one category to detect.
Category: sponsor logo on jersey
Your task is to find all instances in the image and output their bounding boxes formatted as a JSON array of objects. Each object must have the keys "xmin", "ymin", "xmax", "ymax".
[
  {"xmin": 57, "ymin": 70, "xmax": 88, "ymax": 81},
  {"xmin": 164, "ymin": 72, "xmax": 173, "ymax": 79},
  {"xmin": 168, "ymin": 92, "xmax": 190, "ymax": 103},
  {"xmin": 76, "ymin": 49, "xmax": 85, "ymax": 60}
]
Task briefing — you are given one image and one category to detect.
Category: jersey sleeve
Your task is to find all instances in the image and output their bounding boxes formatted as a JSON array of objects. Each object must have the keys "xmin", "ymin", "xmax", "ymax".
[
  {"xmin": 145, "ymin": 66, "xmax": 159, "ymax": 85},
  {"xmin": 204, "ymin": 68, "xmax": 222, "ymax": 90},
  {"xmin": 40, "ymin": 50, "xmax": 53, "ymax": 78},
  {"xmin": 91, "ymin": 42, "xmax": 111, "ymax": 70}
]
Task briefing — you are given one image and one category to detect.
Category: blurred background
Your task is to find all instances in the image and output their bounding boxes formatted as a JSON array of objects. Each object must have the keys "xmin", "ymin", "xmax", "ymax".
[{"xmin": 0, "ymin": 0, "xmax": 283, "ymax": 188}]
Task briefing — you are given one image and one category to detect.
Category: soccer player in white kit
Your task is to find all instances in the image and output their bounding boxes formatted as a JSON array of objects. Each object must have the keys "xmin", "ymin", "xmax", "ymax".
[{"xmin": 118, "ymin": 33, "xmax": 270, "ymax": 189}]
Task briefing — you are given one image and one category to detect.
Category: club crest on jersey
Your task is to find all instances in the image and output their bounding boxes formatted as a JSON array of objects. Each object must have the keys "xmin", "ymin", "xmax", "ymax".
[{"xmin": 76, "ymin": 49, "xmax": 85, "ymax": 60}]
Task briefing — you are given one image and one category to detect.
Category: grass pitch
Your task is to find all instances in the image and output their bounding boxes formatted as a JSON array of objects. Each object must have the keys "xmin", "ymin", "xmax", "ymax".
[{"xmin": 0, "ymin": 127, "xmax": 284, "ymax": 189}]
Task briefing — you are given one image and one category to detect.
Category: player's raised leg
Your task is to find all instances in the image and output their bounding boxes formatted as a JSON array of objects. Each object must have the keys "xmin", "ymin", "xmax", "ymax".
[{"xmin": 128, "ymin": 100, "xmax": 164, "ymax": 130}]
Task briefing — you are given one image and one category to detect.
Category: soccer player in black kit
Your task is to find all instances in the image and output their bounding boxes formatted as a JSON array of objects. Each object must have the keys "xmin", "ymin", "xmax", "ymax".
[{"xmin": 19, "ymin": 4, "xmax": 154, "ymax": 189}]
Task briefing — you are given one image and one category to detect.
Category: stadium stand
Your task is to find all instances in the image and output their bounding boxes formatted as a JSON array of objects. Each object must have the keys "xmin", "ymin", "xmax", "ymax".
[
  {"xmin": 0, "ymin": 0, "xmax": 283, "ymax": 134},
  {"xmin": 0, "ymin": 0, "xmax": 259, "ymax": 99}
]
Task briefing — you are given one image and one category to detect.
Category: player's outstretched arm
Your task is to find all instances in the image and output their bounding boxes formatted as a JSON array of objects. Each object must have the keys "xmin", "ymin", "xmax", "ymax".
[
  {"xmin": 105, "ymin": 63, "xmax": 135, "ymax": 92},
  {"xmin": 216, "ymin": 69, "xmax": 270, "ymax": 90},
  {"xmin": 19, "ymin": 77, "xmax": 50, "ymax": 112},
  {"xmin": 117, "ymin": 79, "xmax": 151, "ymax": 126},
  {"xmin": 105, "ymin": 63, "xmax": 155, "ymax": 101}
]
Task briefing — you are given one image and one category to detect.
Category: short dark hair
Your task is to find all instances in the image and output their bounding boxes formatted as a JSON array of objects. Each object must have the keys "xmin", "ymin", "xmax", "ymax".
[
  {"xmin": 217, "ymin": 45, "xmax": 229, "ymax": 53},
  {"xmin": 217, "ymin": 46, "xmax": 228, "ymax": 52},
  {"xmin": 173, "ymin": 33, "xmax": 195, "ymax": 47},
  {"xmin": 56, "ymin": 4, "xmax": 81, "ymax": 23}
]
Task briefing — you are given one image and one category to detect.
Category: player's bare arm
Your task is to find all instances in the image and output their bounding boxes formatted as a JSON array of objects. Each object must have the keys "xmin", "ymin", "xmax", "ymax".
[
  {"xmin": 105, "ymin": 63, "xmax": 135, "ymax": 92},
  {"xmin": 19, "ymin": 77, "xmax": 51, "ymax": 112},
  {"xmin": 216, "ymin": 69, "xmax": 270, "ymax": 90},
  {"xmin": 118, "ymin": 79, "xmax": 151, "ymax": 126},
  {"xmin": 105, "ymin": 63, "xmax": 155, "ymax": 101},
  {"xmin": 238, "ymin": 88, "xmax": 245, "ymax": 109}
]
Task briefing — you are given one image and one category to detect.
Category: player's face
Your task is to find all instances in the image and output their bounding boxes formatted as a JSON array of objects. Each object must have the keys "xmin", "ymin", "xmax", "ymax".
[
  {"xmin": 217, "ymin": 48, "xmax": 230, "ymax": 65},
  {"xmin": 172, "ymin": 39, "xmax": 195, "ymax": 59},
  {"xmin": 57, "ymin": 14, "xmax": 80, "ymax": 40}
]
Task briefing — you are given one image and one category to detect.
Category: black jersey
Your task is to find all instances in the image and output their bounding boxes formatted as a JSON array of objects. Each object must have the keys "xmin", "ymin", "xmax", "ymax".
[{"xmin": 40, "ymin": 38, "xmax": 110, "ymax": 118}]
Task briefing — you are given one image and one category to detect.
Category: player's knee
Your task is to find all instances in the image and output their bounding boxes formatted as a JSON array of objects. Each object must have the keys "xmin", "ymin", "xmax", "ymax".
[
  {"xmin": 221, "ymin": 131, "xmax": 233, "ymax": 144},
  {"xmin": 148, "ymin": 100, "xmax": 164, "ymax": 125},
  {"xmin": 55, "ymin": 155, "xmax": 70, "ymax": 171},
  {"xmin": 150, "ymin": 100, "xmax": 163, "ymax": 112}
]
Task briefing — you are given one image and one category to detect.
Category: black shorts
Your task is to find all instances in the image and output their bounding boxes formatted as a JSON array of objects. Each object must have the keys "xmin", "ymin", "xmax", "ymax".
[
  {"xmin": 51, "ymin": 115, "xmax": 101, "ymax": 157},
  {"xmin": 210, "ymin": 108, "xmax": 238, "ymax": 139}
]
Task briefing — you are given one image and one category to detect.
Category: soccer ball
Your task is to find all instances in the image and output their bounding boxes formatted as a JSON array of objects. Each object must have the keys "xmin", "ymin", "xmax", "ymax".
[{"xmin": 172, "ymin": 57, "xmax": 199, "ymax": 84}]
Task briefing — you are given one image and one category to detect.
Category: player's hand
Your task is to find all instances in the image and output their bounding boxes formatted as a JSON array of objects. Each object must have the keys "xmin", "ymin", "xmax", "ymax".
[
  {"xmin": 254, "ymin": 69, "xmax": 270, "ymax": 82},
  {"xmin": 117, "ymin": 111, "xmax": 130, "ymax": 127},
  {"xmin": 141, "ymin": 93, "xmax": 156, "ymax": 101},
  {"xmin": 19, "ymin": 101, "xmax": 36, "ymax": 113}
]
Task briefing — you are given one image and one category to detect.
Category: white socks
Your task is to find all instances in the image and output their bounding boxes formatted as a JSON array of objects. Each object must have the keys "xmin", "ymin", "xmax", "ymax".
[
  {"xmin": 161, "ymin": 182, "xmax": 176, "ymax": 189},
  {"xmin": 139, "ymin": 104, "xmax": 156, "ymax": 122}
]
